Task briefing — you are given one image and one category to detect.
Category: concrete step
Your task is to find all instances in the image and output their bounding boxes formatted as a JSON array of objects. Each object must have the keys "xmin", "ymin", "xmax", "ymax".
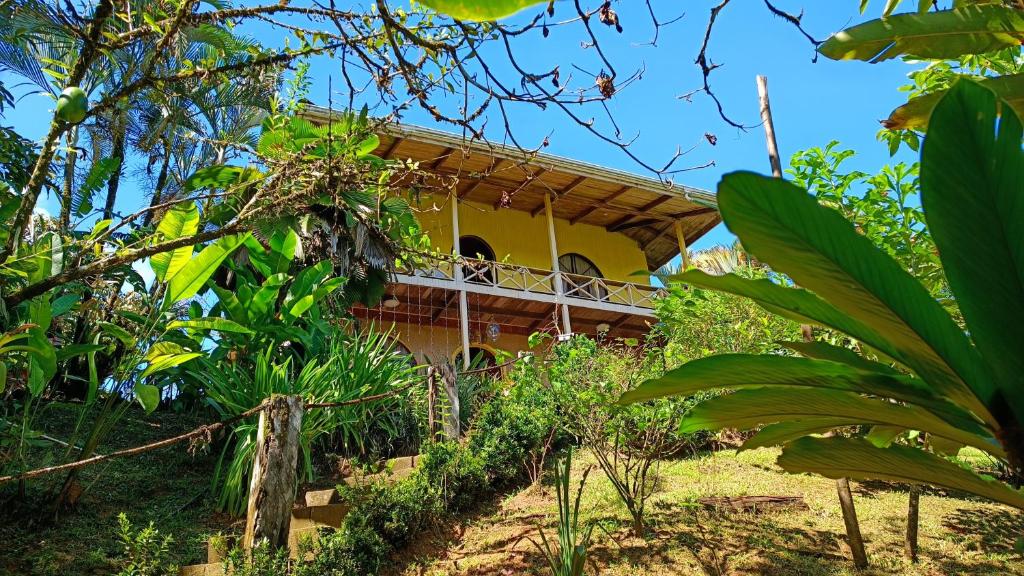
[{"xmin": 179, "ymin": 563, "xmax": 225, "ymax": 576}]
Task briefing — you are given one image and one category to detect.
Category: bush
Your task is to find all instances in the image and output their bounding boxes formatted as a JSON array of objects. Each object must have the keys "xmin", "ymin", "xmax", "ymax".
[
  {"xmin": 470, "ymin": 362, "xmax": 564, "ymax": 487},
  {"xmin": 418, "ymin": 440, "xmax": 488, "ymax": 512},
  {"xmin": 115, "ymin": 513, "xmax": 177, "ymax": 576}
]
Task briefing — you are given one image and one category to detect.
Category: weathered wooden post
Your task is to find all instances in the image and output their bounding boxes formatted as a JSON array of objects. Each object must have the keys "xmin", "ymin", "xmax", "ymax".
[
  {"xmin": 243, "ymin": 394, "xmax": 304, "ymax": 551},
  {"xmin": 426, "ymin": 366, "xmax": 440, "ymax": 441},
  {"xmin": 758, "ymin": 75, "xmax": 868, "ymax": 569},
  {"xmin": 438, "ymin": 361, "xmax": 460, "ymax": 440}
]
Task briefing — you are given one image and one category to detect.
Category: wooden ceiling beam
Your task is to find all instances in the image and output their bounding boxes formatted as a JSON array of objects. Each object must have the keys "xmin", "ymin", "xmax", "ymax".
[
  {"xmin": 457, "ymin": 158, "xmax": 510, "ymax": 199},
  {"xmin": 605, "ymin": 195, "xmax": 673, "ymax": 231},
  {"xmin": 380, "ymin": 137, "xmax": 404, "ymax": 160},
  {"xmin": 612, "ymin": 206, "xmax": 719, "ymax": 233},
  {"xmin": 431, "ymin": 291, "xmax": 460, "ymax": 322},
  {"xmin": 530, "ymin": 175, "xmax": 588, "ymax": 217},
  {"xmin": 569, "ymin": 185, "xmax": 631, "ymax": 224},
  {"xmin": 496, "ymin": 167, "xmax": 548, "ymax": 210},
  {"xmin": 429, "ymin": 147, "xmax": 457, "ymax": 170}
]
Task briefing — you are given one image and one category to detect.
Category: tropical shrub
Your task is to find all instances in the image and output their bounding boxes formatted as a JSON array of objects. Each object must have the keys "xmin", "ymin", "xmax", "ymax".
[
  {"xmin": 655, "ymin": 254, "xmax": 801, "ymax": 365},
  {"xmin": 193, "ymin": 325, "xmax": 420, "ymax": 515},
  {"xmin": 115, "ymin": 513, "xmax": 178, "ymax": 576},
  {"xmin": 623, "ymin": 80, "xmax": 1024, "ymax": 509},
  {"xmin": 417, "ymin": 440, "xmax": 488, "ymax": 512},
  {"xmin": 469, "ymin": 359, "xmax": 564, "ymax": 487},
  {"xmin": 549, "ymin": 336, "xmax": 690, "ymax": 536}
]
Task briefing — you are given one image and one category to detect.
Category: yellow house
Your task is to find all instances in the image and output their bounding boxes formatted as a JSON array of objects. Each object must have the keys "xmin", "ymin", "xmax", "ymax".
[{"xmin": 306, "ymin": 112, "xmax": 721, "ymax": 367}]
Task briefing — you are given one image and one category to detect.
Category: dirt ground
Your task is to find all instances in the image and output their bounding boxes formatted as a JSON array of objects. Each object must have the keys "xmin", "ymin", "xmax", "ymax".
[{"xmin": 392, "ymin": 448, "xmax": 1023, "ymax": 576}]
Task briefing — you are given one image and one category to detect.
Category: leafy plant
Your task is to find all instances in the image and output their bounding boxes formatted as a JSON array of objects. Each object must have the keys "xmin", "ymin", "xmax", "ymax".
[
  {"xmin": 550, "ymin": 337, "xmax": 687, "ymax": 537},
  {"xmin": 195, "ymin": 324, "xmax": 420, "ymax": 515},
  {"xmin": 530, "ymin": 449, "xmax": 594, "ymax": 576},
  {"xmin": 622, "ymin": 80, "xmax": 1024, "ymax": 509},
  {"xmin": 115, "ymin": 513, "xmax": 178, "ymax": 576}
]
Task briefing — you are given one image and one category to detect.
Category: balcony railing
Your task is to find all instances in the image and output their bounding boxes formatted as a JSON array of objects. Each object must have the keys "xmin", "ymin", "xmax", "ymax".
[{"xmin": 396, "ymin": 256, "xmax": 665, "ymax": 312}]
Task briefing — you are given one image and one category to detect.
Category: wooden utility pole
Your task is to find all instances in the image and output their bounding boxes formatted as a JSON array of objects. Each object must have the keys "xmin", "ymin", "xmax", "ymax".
[
  {"xmin": 244, "ymin": 394, "xmax": 303, "ymax": 551},
  {"xmin": 757, "ymin": 74, "xmax": 869, "ymax": 570},
  {"xmin": 905, "ymin": 484, "xmax": 920, "ymax": 562}
]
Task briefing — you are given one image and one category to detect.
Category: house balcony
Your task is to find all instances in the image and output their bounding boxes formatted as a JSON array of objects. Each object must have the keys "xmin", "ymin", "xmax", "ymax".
[
  {"xmin": 398, "ymin": 256, "xmax": 664, "ymax": 314},
  {"xmin": 352, "ymin": 256, "xmax": 666, "ymax": 339}
]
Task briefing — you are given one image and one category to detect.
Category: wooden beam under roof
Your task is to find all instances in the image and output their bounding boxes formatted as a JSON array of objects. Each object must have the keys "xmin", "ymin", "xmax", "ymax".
[
  {"xmin": 497, "ymin": 167, "xmax": 547, "ymax": 210},
  {"xmin": 605, "ymin": 196, "xmax": 674, "ymax": 231},
  {"xmin": 530, "ymin": 175, "xmax": 588, "ymax": 217},
  {"xmin": 684, "ymin": 215, "xmax": 722, "ymax": 246},
  {"xmin": 609, "ymin": 206, "xmax": 717, "ymax": 233},
  {"xmin": 458, "ymin": 158, "xmax": 510, "ymax": 199},
  {"xmin": 380, "ymin": 137, "xmax": 404, "ymax": 159},
  {"xmin": 431, "ymin": 291, "xmax": 460, "ymax": 322},
  {"xmin": 429, "ymin": 147, "xmax": 456, "ymax": 170},
  {"xmin": 570, "ymin": 185, "xmax": 631, "ymax": 224}
]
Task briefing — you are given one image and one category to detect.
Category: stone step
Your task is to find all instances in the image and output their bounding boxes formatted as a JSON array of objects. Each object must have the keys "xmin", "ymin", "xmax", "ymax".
[
  {"xmin": 341, "ymin": 454, "xmax": 419, "ymax": 487},
  {"xmin": 179, "ymin": 563, "xmax": 225, "ymax": 576}
]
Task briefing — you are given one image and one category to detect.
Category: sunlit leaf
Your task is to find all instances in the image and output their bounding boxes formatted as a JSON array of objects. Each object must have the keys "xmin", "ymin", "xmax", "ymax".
[
  {"xmin": 151, "ymin": 201, "xmax": 199, "ymax": 283},
  {"xmin": 779, "ymin": 436, "xmax": 1024, "ymax": 509},
  {"xmin": 420, "ymin": 0, "xmax": 546, "ymax": 21},
  {"xmin": 820, "ymin": 6, "xmax": 1024, "ymax": 63}
]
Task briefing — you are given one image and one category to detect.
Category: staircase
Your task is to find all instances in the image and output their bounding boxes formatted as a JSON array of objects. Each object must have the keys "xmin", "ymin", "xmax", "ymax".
[{"xmin": 179, "ymin": 455, "xmax": 419, "ymax": 575}]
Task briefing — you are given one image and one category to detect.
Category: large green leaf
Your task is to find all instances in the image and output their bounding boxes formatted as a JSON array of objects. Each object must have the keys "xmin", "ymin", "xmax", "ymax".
[
  {"xmin": 741, "ymin": 418, "xmax": 857, "ymax": 451},
  {"xmin": 921, "ymin": 80, "xmax": 1024, "ymax": 423},
  {"xmin": 778, "ymin": 436, "xmax": 1024, "ymax": 509},
  {"xmin": 165, "ymin": 233, "xmax": 249, "ymax": 305},
  {"xmin": 167, "ymin": 317, "xmax": 254, "ymax": 334},
  {"xmin": 151, "ymin": 201, "xmax": 199, "ymax": 283},
  {"xmin": 664, "ymin": 271, "xmax": 908, "ymax": 365},
  {"xmin": 885, "ymin": 73, "xmax": 1024, "ymax": 130},
  {"xmin": 622, "ymin": 354, "xmax": 986, "ymax": 436},
  {"xmin": 679, "ymin": 388, "xmax": 1003, "ymax": 457},
  {"xmin": 779, "ymin": 340, "xmax": 900, "ymax": 375},
  {"xmin": 715, "ymin": 172, "xmax": 990, "ymax": 424},
  {"xmin": 134, "ymin": 384, "xmax": 161, "ymax": 414},
  {"xmin": 419, "ymin": 0, "xmax": 545, "ymax": 21},
  {"xmin": 820, "ymin": 5, "xmax": 1024, "ymax": 63},
  {"xmin": 141, "ymin": 342, "xmax": 203, "ymax": 378}
]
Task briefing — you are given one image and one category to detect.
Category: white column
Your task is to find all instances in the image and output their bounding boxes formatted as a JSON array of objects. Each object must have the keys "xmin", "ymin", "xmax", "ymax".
[
  {"xmin": 452, "ymin": 197, "xmax": 471, "ymax": 369},
  {"xmin": 674, "ymin": 220, "xmax": 690, "ymax": 270},
  {"xmin": 544, "ymin": 193, "xmax": 572, "ymax": 335}
]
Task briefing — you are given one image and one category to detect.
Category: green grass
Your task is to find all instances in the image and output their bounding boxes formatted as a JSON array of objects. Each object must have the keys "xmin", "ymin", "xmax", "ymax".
[
  {"xmin": 395, "ymin": 448, "xmax": 1024, "ymax": 576},
  {"xmin": 2, "ymin": 407, "xmax": 1020, "ymax": 576},
  {"xmin": 0, "ymin": 402, "xmax": 234, "ymax": 576}
]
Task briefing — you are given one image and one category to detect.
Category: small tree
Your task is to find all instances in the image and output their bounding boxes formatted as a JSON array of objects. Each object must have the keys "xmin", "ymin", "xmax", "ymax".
[{"xmin": 548, "ymin": 336, "xmax": 689, "ymax": 538}]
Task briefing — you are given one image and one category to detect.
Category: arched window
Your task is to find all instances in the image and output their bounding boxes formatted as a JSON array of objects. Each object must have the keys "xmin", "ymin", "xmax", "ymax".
[
  {"xmin": 558, "ymin": 253, "xmax": 606, "ymax": 300},
  {"xmin": 455, "ymin": 346, "xmax": 497, "ymax": 370},
  {"xmin": 458, "ymin": 235, "xmax": 495, "ymax": 284},
  {"xmin": 389, "ymin": 338, "xmax": 418, "ymax": 368}
]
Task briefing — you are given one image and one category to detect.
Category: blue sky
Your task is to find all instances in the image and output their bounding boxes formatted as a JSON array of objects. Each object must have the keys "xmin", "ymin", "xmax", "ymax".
[{"xmin": 3, "ymin": 1, "xmax": 921, "ymax": 258}]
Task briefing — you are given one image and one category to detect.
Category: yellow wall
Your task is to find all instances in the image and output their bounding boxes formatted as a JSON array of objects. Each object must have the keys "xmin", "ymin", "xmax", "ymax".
[{"xmin": 414, "ymin": 196, "xmax": 651, "ymax": 285}]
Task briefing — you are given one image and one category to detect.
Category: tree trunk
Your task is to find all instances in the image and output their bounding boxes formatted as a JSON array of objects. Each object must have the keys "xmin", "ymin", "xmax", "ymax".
[
  {"xmin": 836, "ymin": 477, "xmax": 869, "ymax": 569},
  {"xmin": 102, "ymin": 115, "xmax": 126, "ymax": 221},
  {"xmin": 905, "ymin": 485, "xmax": 920, "ymax": 562},
  {"xmin": 59, "ymin": 127, "xmax": 79, "ymax": 231},
  {"xmin": 143, "ymin": 141, "xmax": 172, "ymax": 227},
  {"xmin": 244, "ymin": 394, "xmax": 303, "ymax": 551}
]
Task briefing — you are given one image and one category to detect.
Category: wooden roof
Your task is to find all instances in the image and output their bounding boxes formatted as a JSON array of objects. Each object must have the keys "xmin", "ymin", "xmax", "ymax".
[{"xmin": 303, "ymin": 108, "xmax": 721, "ymax": 270}]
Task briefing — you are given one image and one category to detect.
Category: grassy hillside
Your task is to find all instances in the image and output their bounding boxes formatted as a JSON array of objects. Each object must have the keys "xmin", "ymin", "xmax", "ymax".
[
  {"xmin": 0, "ymin": 403, "xmax": 234, "ymax": 575},
  {"xmin": 394, "ymin": 449, "xmax": 1023, "ymax": 576}
]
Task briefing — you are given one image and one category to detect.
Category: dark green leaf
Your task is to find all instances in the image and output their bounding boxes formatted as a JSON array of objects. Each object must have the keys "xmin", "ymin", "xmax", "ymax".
[
  {"xmin": 921, "ymin": 80, "xmax": 1024, "ymax": 422},
  {"xmin": 716, "ymin": 172, "xmax": 990, "ymax": 424},
  {"xmin": 778, "ymin": 436, "xmax": 1024, "ymax": 509}
]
